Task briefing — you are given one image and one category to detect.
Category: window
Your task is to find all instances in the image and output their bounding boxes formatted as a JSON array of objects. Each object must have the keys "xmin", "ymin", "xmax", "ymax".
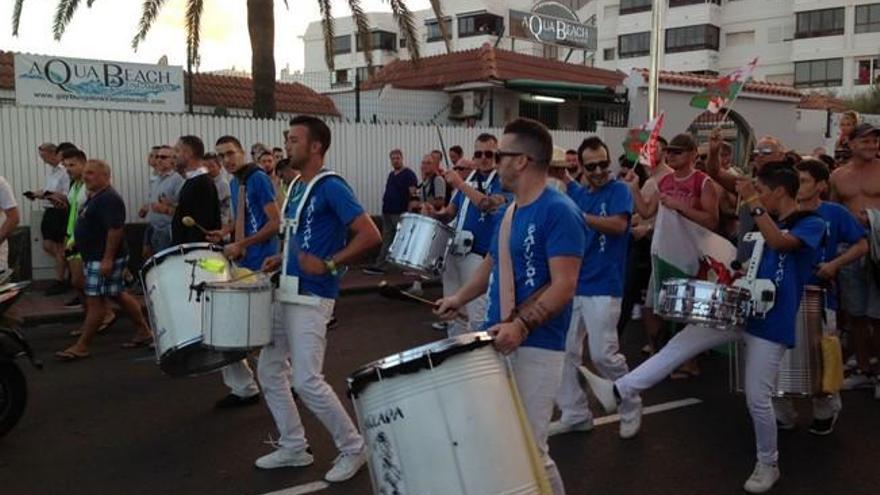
[
  {"xmin": 794, "ymin": 58, "xmax": 843, "ymax": 88},
  {"xmin": 795, "ymin": 8, "xmax": 844, "ymax": 39},
  {"xmin": 670, "ymin": 0, "xmax": 720, "ymax": 6},
  {"xmin": 356, "ymin": 66, "xmax": 383, "ymax": 83},
  {"xmin": 620, "ymin": 0, "xmax": 652, "ymax": 15},
  {"xmin": 619, "ymin": 32, "xmax": 651, "ymax": 58},
  {"xmin": 855, "ymin": 58, "xmax": 880, "ymax": 86},
  {"xmin": 665, "ymin": 24, "xmax": 720, "ymax": 53},
  {"xmin": 604, "ymin": 48, "xmax": 616, "ymax": 61},
  {"xmin": 333, "ymin": 35, "xmax": 351, "ymax": 55},
  {"xmin": 458, "ymin": 12, "xmax": 504, "ymax": 38},
  {"xmin": 519, "ymin": 100, "xmax": 559, "ymax": 129},
  {"xmin": 332, "ymin": 69, "xmax": 350, "ymax": 87},
  {"xmin": 426, "ymin": 18, "xmax": 453, "ymax": 42},
  {"xmin": 399, "ymin": 37, "xmax": 407, "ymax": 49},
  {"xmin": 356, "ymin": 31, "xmax": 397, "ymax": 52},
  {"xmin": 543, "ymin": 44, "xmax": 559, "ymax": 60},
  {"xmin": 856, "ymin": 4, "xmax": 880, "ymax": 34},
  {"xmin": 726, "ymin": 30, "xmax": 755, "ymax": 47}
]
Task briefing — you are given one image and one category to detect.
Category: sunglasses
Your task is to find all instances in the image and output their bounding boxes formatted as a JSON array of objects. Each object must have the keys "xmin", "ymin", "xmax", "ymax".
[
  {"xmin": 473, "ymin": 150, "xmax": 495, "ymax": 160},
  {"xmin": 666, "ymin": 149, "xmax": 689, "ymax": 156},
  {"xmin": 493, "ymin": 150, "xmax": 531, "ymax": 164},
  {"xmin": 583, "ymin": 160, "xmax": 611, "ymax": 171},
  {"xmin": 156, "ymin": 154, "xmax": 173, "ymax": 159},
  {"xmin": 453, "ymin": 166, "xmax": 471, "ymax": 172}
]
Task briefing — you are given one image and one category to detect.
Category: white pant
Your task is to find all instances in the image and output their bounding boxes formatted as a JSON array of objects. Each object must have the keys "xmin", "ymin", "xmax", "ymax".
[
  {"xmin": 556, "ymin": 296, "xmax": 641, "ymax": 424},
  {"xmin": 222, "ymin": 359, "xmax": 260, "ymax": 398},
  {"xmin": 510, "ymin": 346, "xmax": 566, "ymax": 495},
  {"xmin": 442, "ymin": 252, "xmax": 487, "ymax": 337},
  {"xmin": 616, "ymin": 325, "xmax": 786, "ymax": 465},
  {"xmin": 257, "ymin": 300, "xmax": 364, "ymax": 455}
]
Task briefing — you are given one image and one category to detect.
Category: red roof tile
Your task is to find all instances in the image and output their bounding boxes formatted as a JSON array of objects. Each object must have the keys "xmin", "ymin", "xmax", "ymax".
[
  {"xmin": 362, "ymin": 43, "xmax": 625, "ymax": 90},
  {"xmin": 635, "ymin": 68, "xmax": 803, "ymax": 99},
  {"xmin": 0, "ymin": 51, "xmax": 337, "ymax": 116},
  {"xmin": 797, "ymin": 93, "xmax": 849, "ymax": 112}
]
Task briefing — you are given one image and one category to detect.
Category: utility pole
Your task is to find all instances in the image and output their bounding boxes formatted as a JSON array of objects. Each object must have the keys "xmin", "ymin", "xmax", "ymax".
[{"xmin": 647, "ymin": 0, "xmax": 664, "ymax": 120}]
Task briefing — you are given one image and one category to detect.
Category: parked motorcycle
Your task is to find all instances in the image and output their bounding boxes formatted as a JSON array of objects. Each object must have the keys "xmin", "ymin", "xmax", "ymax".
[{"xmin": 0, "ymin": 281, "xmax": 41, "ymax": 437}]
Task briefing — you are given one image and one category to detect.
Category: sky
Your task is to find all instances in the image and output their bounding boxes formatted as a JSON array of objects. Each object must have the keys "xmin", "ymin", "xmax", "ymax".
[{"xmin": 1, "ymin": 0, "xmax": 431, "ymax": 74}]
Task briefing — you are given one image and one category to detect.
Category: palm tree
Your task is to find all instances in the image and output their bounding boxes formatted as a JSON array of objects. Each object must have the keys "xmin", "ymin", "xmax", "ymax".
[{"xmin": 11, "ymin": 0, "xmax": 449, "ymax": 118}]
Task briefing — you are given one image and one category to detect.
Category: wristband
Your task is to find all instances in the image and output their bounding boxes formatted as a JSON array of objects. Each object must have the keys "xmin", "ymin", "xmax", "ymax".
[
  {"xmin": 514, "ymin": 316, "xmax": 531, "ymax": 339},
  {"xmin": 324, "ymin": 258, "xmax": 339, "ymax": 276}
]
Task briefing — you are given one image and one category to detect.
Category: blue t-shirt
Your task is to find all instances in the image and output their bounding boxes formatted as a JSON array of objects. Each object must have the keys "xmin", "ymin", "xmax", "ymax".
[
  {"xmin": 382, "ymin": 168, "xmax": 418, "ymax": 215},
  {"xmin": 567, "ymin": 179, "xmax": 632, "ymax": 297},
  {"xmin": 810, "ymin": 202, "xmax": 866, "ymax": 310},
  {"xmin": 230, "ymin": 168, "xmax": 279, "ymax": 271},
  {"xmin": 74, "ymin": 187, "xmax": 128, "ymax": 262},
  {"xmin": 746, "ymin": 214, "xmax": 825, "ymax": 347},
  {"xmin": 284, "ymin": 173, "xmax": 365, "ymax": 299},
  {"xmin": 484, "ymin": 188, "xmax": 587, "ymax": 351},
  {"xmin": 451, "ymin": 171, "xmax": 508, "ymax": 256}
]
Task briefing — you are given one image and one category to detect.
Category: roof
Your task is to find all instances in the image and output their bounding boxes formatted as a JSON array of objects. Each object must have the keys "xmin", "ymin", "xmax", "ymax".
[
  {"xmin": 797, "ymin": 93, "xmax": 850, "ymax": 112},
  {"xmin": 634, "ymin": 68, "xmax": 803, "ymax": 99},
  {"xmin": 0, "ymin": 51, "xmax": 338, "ymax": 116},
  {"xmin": 362, "ymin": 43, "xmax": 626, "ymax": 91}
]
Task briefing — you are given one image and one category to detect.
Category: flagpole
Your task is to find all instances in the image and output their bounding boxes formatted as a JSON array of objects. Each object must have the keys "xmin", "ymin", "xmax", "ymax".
[{"xmin": 647, "ymin": 0, "xmax": 664, "ymax": 120}]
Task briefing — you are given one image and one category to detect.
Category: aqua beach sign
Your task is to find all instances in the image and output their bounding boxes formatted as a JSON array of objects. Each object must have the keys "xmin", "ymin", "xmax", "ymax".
[
  {"xmin": 14, "ymin": 54, "xmax": 185, "ymax": 113},
  {"xmin": 509, "ymin": 1, "xmax": 596, "ymax": 51}
]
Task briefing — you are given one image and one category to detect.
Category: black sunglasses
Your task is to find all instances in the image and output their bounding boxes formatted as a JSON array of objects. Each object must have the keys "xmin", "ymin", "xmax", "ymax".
[
  {"xmin": 473, "ymin": 150, "xmax": 495, "ymax": 159},
  {"xmin": 453, "ymin": 166, "xmax": 471, "ymax": 172},
  {"xmin": 493, "ymin": 151, "xmax": 530, "ymax": 164},
  {"xmin": 583, "ymin": 160, "xmax": 611, "ymax": 171},
  {"xmin": 156, "ymin": 154, "xmax": 173, "ymax": 159}
]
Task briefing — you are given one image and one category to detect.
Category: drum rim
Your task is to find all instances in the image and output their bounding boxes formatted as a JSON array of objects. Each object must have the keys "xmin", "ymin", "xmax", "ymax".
[
  {"xmin": 202, "ymin": 277, "xmax": 273, "ymax": 292},
  {"xmin": 140, "ymin": 242, "xmax": 224, "ymax": 277},
  {"xmin": 661, "ymin": 278, "xmax": 752, "ymax": 296},
  {"xmin": 347, "ymin": 332, "xmax": 493, "ymax": 397},
  {"xmin": 398, "ymin": 212, "xmax": 455, "ymax": 233}
]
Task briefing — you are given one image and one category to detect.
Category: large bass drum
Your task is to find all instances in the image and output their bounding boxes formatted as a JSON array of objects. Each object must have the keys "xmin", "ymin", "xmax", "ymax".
[
  {"xmin": 387, "ymin": 213, "xmax": 454, "ymax": 276},
  {"xmin": 141, "ymin": 243, "xmax": 246, "ymax": 377},
  {"xmin": 348, "ymin": 333, "xmax": 546, "ymax": 495}
]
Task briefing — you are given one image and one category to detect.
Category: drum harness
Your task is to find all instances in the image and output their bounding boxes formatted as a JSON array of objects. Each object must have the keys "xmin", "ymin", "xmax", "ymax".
[{"xmin": 450, "ymin": 170, "xmax": 496, "ymax": 256}]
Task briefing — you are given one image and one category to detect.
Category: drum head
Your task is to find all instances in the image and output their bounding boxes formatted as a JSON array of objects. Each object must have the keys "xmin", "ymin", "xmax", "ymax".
[
  {"xmin": 141, "ymin": 242, "xmax": 223, "ymax": 278},
  {"xmin": 159, "ymin": 344, "xmax": 246, "ymax": 378},
  {"xmin": 347, "ymin": 332, "xmax": 493, "ymax": 398}
]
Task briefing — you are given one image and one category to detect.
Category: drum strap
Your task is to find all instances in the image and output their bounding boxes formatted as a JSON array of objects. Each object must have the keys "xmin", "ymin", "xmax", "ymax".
[
  {"xmin": 455, "ymin": 170, "xmax": 496, "ymax": 234},
  {"xmin": 498, "ymin": 202, "xmax": 517, "ymax": 321},
  {"xmin": 282, "ymin": 170, "xmax": 341, "ymax": 234},
  {"xmin": 233, "ymin": 165, "xmax": 261, "ymax": 242}
]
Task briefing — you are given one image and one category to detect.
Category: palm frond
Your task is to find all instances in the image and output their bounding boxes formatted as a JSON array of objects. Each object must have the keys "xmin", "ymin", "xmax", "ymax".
[
  {"xmin": 317, "ymin": 0, "xmax": 335, "ymax": 71},
  {"xmin": 348, "ymin": 0, "xmax": 373, "ymax": 70},
  {"xmin": 87, "ymin": 0, "xmax": 97, "ymax": 6},
  {"xmin": 185, "ymin": 0, "xmax": 205, "ymax": 70},
  {"xmin": 52, "ymin": 0, "xmax": 84, "ymax": 40},
  {"xmin": 388, "ymin": 0, "xmax": 419, "ymax": 63},
  {"xmin": 428, "ymin": 0, "xmax": 451, "ymax": 54},
  {"xmin": 12, "ymin": 0, "xmax": 24, "ymax": 36},
  {"xmin": 131, "ymin": 0, "xmax": 169, "ymax": 50}
]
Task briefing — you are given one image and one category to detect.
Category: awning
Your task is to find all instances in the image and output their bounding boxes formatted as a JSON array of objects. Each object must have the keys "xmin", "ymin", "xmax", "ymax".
[{"xmin": 504, "ymin": 79, "xmax": 620, "ymax": 101}]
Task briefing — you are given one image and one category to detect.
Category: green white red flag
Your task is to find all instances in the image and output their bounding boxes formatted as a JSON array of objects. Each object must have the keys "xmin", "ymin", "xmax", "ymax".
[
  {"xmin": 638, "ymin": 111, "xmax": 666, "ymax": 169},
  {"xmin": 689, "ymin": 57, "xmax": 759, "ymax": 113},
  {"xmin": 622, "ymin": 112, "xmax": 666, "ymax": 167}
]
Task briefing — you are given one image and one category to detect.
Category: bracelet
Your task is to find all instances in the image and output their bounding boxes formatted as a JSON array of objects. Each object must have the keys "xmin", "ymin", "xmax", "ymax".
[{"xmin": 513, "ymin": 316, "xmax": 531, "ymax": 339}]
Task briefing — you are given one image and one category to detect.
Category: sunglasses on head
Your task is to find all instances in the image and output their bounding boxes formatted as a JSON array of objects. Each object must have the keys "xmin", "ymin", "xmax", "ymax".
[
  {"xmin": 473, "ymin": 150, "xmax": 495, "ymax": 160},
  {"xmin": 583, "ymin": 160, "xmax": 611, "ymax": 171}
]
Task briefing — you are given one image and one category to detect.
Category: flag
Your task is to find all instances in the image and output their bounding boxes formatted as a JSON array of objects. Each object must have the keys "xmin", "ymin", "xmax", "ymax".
[
  {"xmin": 689, "ymin": 57, "xmax": 759, "ymax": 113},
  {"xmin": 622, "ymin": 112, "xmax": 665, "ymax": 164},
  {"xmin": 649, "ymin": 206, "xmax": 737, "ymax": 306},
  {"xmin": 638, "ymin": 112, "xmax": 666, "ymax": 169}
]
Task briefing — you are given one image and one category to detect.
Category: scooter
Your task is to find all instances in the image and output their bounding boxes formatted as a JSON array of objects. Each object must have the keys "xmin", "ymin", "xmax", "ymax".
[{"xmin": 0, "ymin": 280, "xmax": 41, "ymax": 437}]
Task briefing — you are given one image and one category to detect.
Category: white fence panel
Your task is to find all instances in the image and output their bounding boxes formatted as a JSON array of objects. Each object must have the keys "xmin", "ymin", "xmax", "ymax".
[{"xmin": 0, "ymin": 106, "xmax": 622, "ymax": 226}]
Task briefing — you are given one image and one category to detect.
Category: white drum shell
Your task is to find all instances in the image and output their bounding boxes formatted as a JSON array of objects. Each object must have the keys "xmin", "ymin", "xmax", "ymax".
[
  {"xmin": 351, "ymin": 337, "xmax": 540, "ymax": 495},
  {"xmin": 201, "ymin": 280, "xmax": 273, "ymax": 350},
  {"xmin": 387, "ymin": 213, "xmax": 454, "ymax": 276}
]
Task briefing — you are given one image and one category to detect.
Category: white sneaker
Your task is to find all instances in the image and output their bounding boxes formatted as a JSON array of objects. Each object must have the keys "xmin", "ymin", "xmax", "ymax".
[
  {"xmin": 548, "ymin": 418, "xmax": 594, "ymax": 437},
  {"xmin": 631, "ymin": 304, "xmax": 642, "ymax": 320},
  {"xmin": 255, "ymin": 447, "xmax": 314, "ymax": 469},
  {"xmin": 743, "ymin": 462, "xmax": 780, "ymax": 493},
  {"xmin": 404, "ymin": 283, "xmax": 424, "ymax": 297},
  {"xmin": 324, "ymin": 448, "xmax": 367, "ymax": 483},
  {"xmin": 619, "ymin": 402, "xmax": 642, "ymax": 440},
  {"xmin": 842, "ymin": 373, "xmax": 874, "ymax": 390},
  {"xmin": 578, "ymin": 366, "xmax": 618, "ymax": 413}
]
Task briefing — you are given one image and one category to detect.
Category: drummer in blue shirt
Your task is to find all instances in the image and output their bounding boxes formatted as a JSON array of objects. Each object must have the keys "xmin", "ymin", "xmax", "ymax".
[
  {"xmin": 436, "ymin": 118, "xmax": 587, "ymax": 495},
  {"xmin": 424, "ymin": 133, "xmax": 510, "ymax": 336},
  {"xmin": 207, "ymin": 135, "xmax": 281, "ymax": 409},
  {"xmin": 582, "ymin": 162, "xmax": 825, "ymax": 494}
]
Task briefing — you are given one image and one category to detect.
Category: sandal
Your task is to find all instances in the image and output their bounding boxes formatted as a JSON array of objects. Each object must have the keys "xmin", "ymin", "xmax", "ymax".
[
  {"xmin": 55, "ymin": 349, "xmax": 91, "ymax": 362},
  {"xmin": 121, "ymin": 337, "xmax": 153, "ymax": 349},
  {"xmin": 68, "ymin": 312, "xmax": 119, "ymax": 336}
]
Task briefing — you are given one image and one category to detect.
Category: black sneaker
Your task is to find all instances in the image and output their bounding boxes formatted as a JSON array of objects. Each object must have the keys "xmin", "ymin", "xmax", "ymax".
[
  {"xmin": 808, "ymin": 414, "xmax": 838, "ymax": 436},
  {"xmin": 45, "ymin": 280, "xmax": 69, "ymax": 296},
  {"xmin": 63, "ymin": 296, "xmax": 83, "ymax": 308},
  {"xmin": 361, "ymin": 266, "xmax": 385, "ymax": 276},
  {"xmin": 214, "ymin": 394, "xmax": 260, "ymax": 409},
  {"xmin": 328, "ymin": 316, "xmax": 339, "ymax": 330}
]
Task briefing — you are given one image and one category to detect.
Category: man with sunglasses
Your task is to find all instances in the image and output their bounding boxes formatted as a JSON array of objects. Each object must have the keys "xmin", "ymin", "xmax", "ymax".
[
  {"xmin": 550, "ymin": 136, "xmax": 643, "ymax": 440},
  {"xmin": 140, "ymin": 145, "xmax": 183, "ymax": 255},
  {"xmin": 426, "ymin": 133, "xmax": 509, "ymax": 336},
  {"xmin": 436, "ymin": 118, "xmax": 586, "ymax": 495}
]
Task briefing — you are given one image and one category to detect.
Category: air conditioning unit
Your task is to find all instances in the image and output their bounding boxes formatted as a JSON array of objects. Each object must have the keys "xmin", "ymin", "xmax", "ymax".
[{"xmin": 449, "ymin": 91, "xmax": 483, "ymax": 119}]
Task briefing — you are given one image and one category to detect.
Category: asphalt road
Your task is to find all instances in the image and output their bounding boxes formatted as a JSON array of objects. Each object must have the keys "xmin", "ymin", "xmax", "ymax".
[{"xmin": 1, "ymin": 290, "xmax": 878, "ymax": 495}]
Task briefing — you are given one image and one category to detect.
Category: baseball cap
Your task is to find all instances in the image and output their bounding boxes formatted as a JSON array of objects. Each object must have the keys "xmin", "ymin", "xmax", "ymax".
[
  {"xmin": 666, "ymin": 133, "xmax": 697, "ymax": 152},
  {"xmin": 850, "ymin": 123, "xmax": 880, "ymax": 140}
]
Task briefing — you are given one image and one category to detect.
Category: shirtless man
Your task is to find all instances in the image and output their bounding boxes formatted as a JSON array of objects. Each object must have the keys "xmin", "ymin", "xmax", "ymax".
[{"xmin": 830, "ymin": 123, "xmax": 880, "ymax": 395}]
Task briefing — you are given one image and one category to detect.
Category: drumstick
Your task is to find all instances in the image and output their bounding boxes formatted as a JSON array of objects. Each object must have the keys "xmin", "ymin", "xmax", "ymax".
[
  {"xmin": 181, "ymin": 216, "xmax": 209, "ymax": 234},
  {"xmin": 377, "ymin": 281, "xmax": 468, "ymax": 324}
]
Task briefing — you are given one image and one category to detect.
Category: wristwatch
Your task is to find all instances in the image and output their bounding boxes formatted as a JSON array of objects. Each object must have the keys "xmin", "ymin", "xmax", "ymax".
[
  {"xmin": 324, "ymin": 258, "xmax": 339, "ymax": 276},
  {"xmin": 750, "ymin": 206, "xmax": 767, "ymax": 218}
]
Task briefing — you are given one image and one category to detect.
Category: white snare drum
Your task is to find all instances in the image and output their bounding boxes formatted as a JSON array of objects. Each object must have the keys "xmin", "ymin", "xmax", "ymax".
[
  {"xmin": 733, "ymin": 286, "xmax": 825, "ymax": 397},
  {"xmin": 657, "ymin": 278, "xmax": 752, "ymax": 329},
  {"xmin": 201, "ymin": 275, "xmax": 273, "ymax": 351},
  {"xmin": 387, "ymin": 213, "xmax": 454, "ymax": 276},
  {"xmin": 348, "ymin": 333, "xmax": 544, "ymax": 495},
  {"xmin": 141, "ymin": 243, "xmax": 246, "ymax": 377}
]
